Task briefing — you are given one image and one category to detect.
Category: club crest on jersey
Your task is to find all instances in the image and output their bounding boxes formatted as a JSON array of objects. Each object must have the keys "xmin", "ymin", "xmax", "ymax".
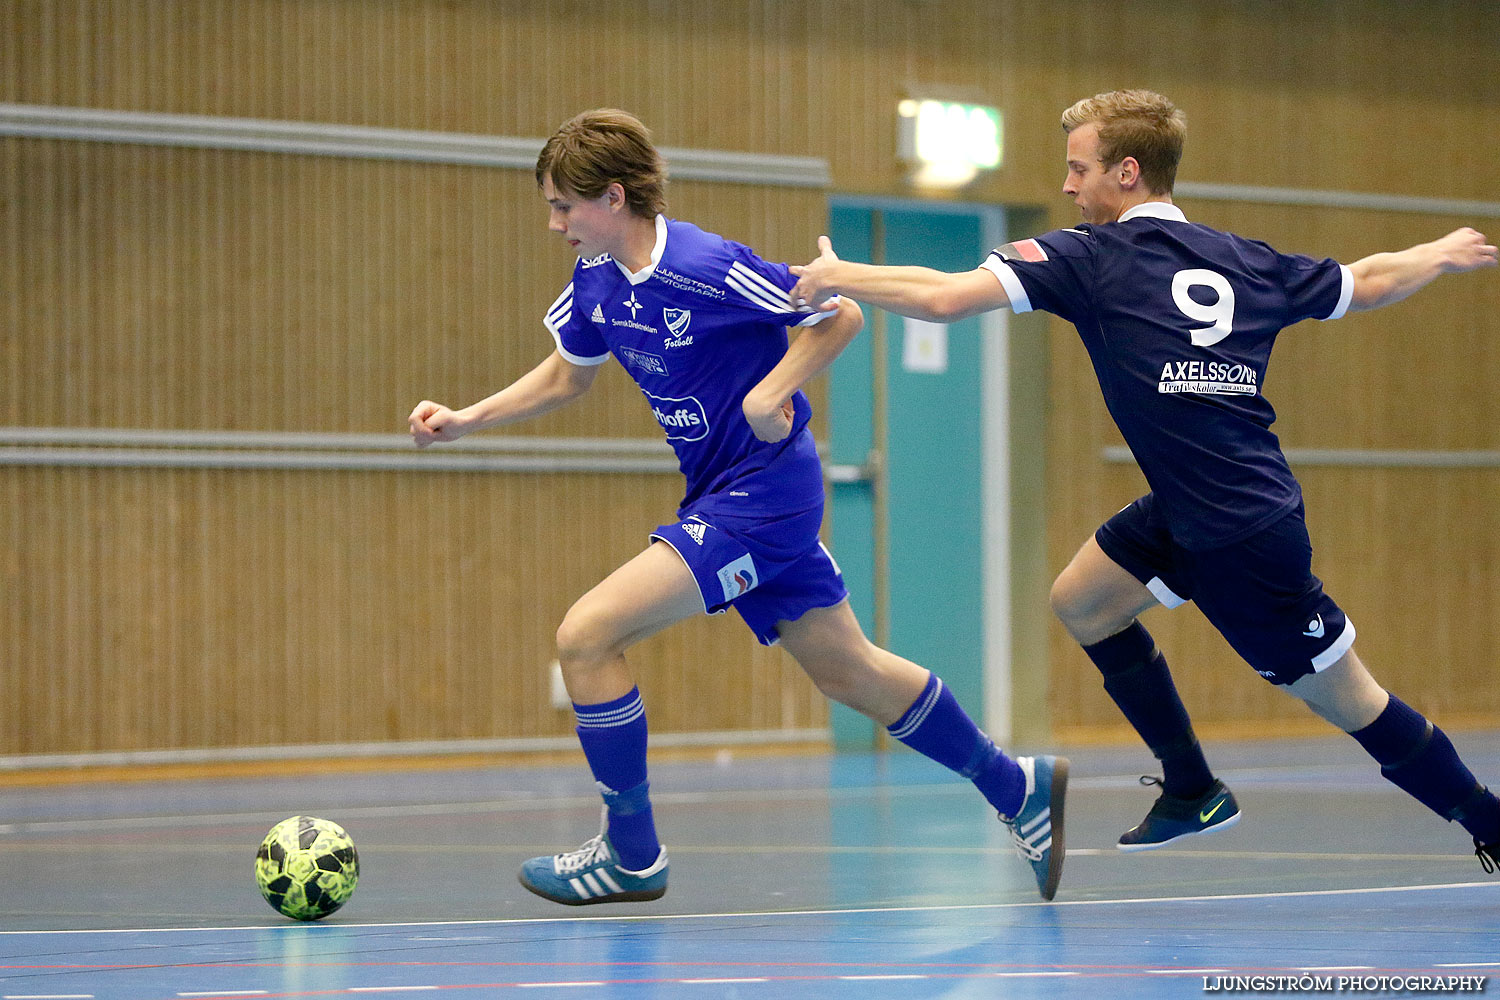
[
  {"xmin": 663, "ymin": 308, "xmax": 691, "ymax": 339},
  {"xmin": 716, "ymin": 553, "xmax": 758, "ymax": 602}
]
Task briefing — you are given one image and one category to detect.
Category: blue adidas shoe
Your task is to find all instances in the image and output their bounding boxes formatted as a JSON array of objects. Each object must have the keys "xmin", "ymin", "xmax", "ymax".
[
  {"xmin": 1000, "ymin": 755, "xmax": 1068, "ymax": 901},
  {"xmin": 518, "ymin": 814, "xmax": 668, "ymax": 906},
  {"xmin": 1118, "ymin": 776, "xmax": 1241, "ymax": 852}
]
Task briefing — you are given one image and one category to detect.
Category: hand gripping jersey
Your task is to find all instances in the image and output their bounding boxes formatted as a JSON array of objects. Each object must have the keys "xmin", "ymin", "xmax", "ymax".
[
  {"xmin": 544, "ymin": 215, "xmax": 836, "ymax": 516},
  {"xmin": 983, "ymin": 202, "xmax": 1354, "ymax": 550}
]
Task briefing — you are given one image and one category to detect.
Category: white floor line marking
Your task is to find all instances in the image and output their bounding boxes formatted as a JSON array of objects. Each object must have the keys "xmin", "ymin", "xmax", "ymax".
[
  {"xmin": 837, "ymin": 975, "xmax": 926, "ymax": 980},
  {"xmin": 0, "ymin": 764, "xmax": 1408, "ymax": 837},
  {"xmin": 1, "ymin": 880, "xmax": 1494, "ymax": 936},
  {"xmin": 1437, "ymin": 962, "xmax": 1500, "ymax": 967}
]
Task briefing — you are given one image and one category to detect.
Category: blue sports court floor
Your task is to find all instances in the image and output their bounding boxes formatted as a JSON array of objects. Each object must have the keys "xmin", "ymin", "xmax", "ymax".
[{"xmin": 1, "ymin": 732, "xmax": 1496, "ymax": 998}]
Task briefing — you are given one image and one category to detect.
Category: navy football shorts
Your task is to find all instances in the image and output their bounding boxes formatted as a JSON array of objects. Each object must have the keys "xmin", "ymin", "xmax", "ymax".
[
  {"xmin": 1095, "ymin": 495, "xmax": 1355, "ymax": 685},
  {"xmin": 650, "ymin": 500, "xmax": 848, "ymax": 646}
]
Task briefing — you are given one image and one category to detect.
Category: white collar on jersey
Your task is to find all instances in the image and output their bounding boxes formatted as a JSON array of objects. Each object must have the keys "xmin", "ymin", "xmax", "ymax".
[
  {"xmin": 1118, "ymin": 201, "xmax": 1187, "ymax": 224},
  {"xmin": 615, "ymin": 214, "xmax": 669, "ymax": 285}
]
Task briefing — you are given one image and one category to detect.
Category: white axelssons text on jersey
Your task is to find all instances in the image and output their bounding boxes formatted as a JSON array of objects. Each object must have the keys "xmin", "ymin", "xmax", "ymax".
[{"xmin": 1157, "ymin": 360, "xmax": 1259, "ymax": 396}]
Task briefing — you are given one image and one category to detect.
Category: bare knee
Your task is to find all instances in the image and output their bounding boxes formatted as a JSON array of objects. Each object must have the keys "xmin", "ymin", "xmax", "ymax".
[
  {"xmin": 555, "ymin": 600, "xmax": 627, "ymax": 672},
  {"xmin": 1050, "ymin": 539, "xmax": 1158, "ymax": 645},
  {"xmin": 1048, "ymin": 571, "xmax": 1093, "ymax": 631},
  {"xmin": 1050, "ymin": 571, "xmax": 1130, "ymax": 645}
]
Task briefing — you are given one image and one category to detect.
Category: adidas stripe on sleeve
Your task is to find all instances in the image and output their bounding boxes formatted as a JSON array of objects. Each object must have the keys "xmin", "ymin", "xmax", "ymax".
[
  {"xmin": 543, "ymin": 282, "xmax": 611, "ymax": 365},
  {"xmin": 724, "ymin": 259, "xmax": 837, "ymax": 328}
]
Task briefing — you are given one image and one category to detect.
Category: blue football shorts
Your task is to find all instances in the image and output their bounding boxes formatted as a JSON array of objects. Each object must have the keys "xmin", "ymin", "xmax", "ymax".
[
  {"xmin": 650, "ymin": 500, "xmax": 848, "ymax": 646},
  {"xmin": 1095, "ymin": 495, "xmax": 1355, "ymax": 686}
]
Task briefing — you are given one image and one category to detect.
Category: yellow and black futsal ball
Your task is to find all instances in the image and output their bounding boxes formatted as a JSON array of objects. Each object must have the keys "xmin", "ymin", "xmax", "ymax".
[{"xmin": 254, "ymin": 815, "xmax": 360, "ymax": 920}]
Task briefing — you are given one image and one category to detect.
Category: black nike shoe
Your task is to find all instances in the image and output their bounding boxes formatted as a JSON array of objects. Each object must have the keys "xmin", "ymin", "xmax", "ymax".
[{"xmin": 1118, "ymin": 776, "xmax": 1241, "ymax": 852}]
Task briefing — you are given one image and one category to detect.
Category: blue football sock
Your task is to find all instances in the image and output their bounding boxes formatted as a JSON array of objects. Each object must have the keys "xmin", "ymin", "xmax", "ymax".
[
  {"xmin": 1350, "ymin": 694, "xmax": 1500, "ymax": 845},
  {"xmin": 887, "ymin": 672, "xmax": 1025, "ymax": 817},
  {"xmin": 573, "ymin": 687, "xmax": 661, "ymax": 870},
  {"xmin": 1085, "ymin": 621, "xmax": 1215, "ymax": 800}
]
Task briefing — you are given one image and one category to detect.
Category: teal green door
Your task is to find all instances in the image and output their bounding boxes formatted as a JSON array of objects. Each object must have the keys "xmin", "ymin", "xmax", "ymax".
[{"xmin": 827, "ymin": 202, "xmax": 992, "ymax": 748}]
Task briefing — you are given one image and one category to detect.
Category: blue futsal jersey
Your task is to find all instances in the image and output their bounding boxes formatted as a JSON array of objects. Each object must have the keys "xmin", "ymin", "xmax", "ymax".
[
  {"xmin": 543, "ymin": 215, "xmax": 835, "ymax": 516},
  {"xmin": 984, "ymin": 202, "xmax": 1354, "ymax": 550}
]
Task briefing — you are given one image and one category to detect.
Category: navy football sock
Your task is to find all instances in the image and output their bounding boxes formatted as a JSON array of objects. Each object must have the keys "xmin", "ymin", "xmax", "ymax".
[
  {"xmin": 1350, "ymin": 695, "xmax": 1500, "ymax": 845},
  {"xmin": 1085, "ymin": 621, "xmax": 1215, "ymax": 801},
  {"xmin": 887, "ymin": 673, "xmax": 1025, "ymax": 817},
  {"xmin": 573, "ymin": 687, "xmax": 661, "ymax": 870}
]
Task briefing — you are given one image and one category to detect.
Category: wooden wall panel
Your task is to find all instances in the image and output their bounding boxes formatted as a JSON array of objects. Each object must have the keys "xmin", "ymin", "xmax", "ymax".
[
  {"xmin": 1, "ymin": 137, "xmax": 825, "ymax": 437},
  {"xmin": 4, "ymin": 0, "xmax": 1498, "ymax": 753},
  {"xmin": 1, "ymin": 465, "xmax": 824, "ymax": 755}
]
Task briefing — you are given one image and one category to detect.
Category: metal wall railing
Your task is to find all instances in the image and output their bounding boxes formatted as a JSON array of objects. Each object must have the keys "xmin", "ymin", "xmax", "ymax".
[
  {"xmin": 0, "ymin": 427, "xmax": 873, "ymax": 480},
  {"xmin": 0, "ymin": 103, "xmax": 833, "ymax": 188},
  {"xmin": 1102, "ymin": 445, "xmax": 1500, "ymax": 469}
]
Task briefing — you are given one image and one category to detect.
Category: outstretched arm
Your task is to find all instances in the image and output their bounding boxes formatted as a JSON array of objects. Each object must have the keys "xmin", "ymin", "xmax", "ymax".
[
  {"xmin": 789, "ymin": 235, "xmax": 1013, "ymax": 323},
  {"xmin": 1347, "ymin": 227, "xmax": 1497, "ymax": 313},
  {"xmin": 408, "ymin": 350, "xmax": 601, "ymax": 447},
  {"xmin": 742, "ymin": 298, "xmax": 864, "ymax": 443}
]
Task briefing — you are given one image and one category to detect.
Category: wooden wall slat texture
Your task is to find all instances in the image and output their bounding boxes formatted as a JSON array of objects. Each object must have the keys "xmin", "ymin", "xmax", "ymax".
[{"xmin": 4, "ymin": 0, "xmax": 1498, "ymax": 753}]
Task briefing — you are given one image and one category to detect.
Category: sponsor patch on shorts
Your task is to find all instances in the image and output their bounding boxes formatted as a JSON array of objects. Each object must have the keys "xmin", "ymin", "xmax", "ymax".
[{"xmin": 716, "ymin": 553, "xmax": 758, "ymax": 602}]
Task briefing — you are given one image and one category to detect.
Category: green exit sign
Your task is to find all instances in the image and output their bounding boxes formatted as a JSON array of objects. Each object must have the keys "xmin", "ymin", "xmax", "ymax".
[{"xmin": 898, "ymin": 99, "xmax": 1003, "ymax": 187}]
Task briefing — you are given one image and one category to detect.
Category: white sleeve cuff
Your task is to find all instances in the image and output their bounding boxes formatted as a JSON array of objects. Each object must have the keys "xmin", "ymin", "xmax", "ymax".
[
  {"xmin": 980, "ymin": 258, "xmax": 1032, "ymax": 314},
  {"xmin": 1323, "ymin": 265, "xmax": 1354, "ymax": 321},
  {"xmin": 544, "ymin": 322, "xmax": 610, "ymax": 366},
  {"xmin": 793, "ymin": 295, "xmax": 841, "ymax": 327}
]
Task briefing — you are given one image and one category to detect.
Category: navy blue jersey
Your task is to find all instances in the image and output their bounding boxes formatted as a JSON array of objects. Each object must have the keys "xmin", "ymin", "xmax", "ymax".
[
  {"xmin": 544, "ymin": 215, "xmax": 836, "ymax": 515},
  {"xmin": 984, "ymin": 202, "xmax": 1353, "ymax": 549}
]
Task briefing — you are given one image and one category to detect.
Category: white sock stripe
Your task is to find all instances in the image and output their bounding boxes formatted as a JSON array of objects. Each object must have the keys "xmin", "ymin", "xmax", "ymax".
[
  {"xmin": 574, "ymin": 698, "xmax": 646, "ymax": 728},
  {"xmin": 887, "ymin": 678, "xmax": 944, "ymax": 740},
  {"xmin": 574, "ymin": 695, "xmax": 644, "ymax": 718}
]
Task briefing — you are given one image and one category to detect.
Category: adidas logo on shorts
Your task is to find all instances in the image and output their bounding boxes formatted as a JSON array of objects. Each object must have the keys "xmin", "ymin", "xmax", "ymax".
[{"xmin": 683, "ymin": 522, "xmax": 707, "ymax": 546}]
